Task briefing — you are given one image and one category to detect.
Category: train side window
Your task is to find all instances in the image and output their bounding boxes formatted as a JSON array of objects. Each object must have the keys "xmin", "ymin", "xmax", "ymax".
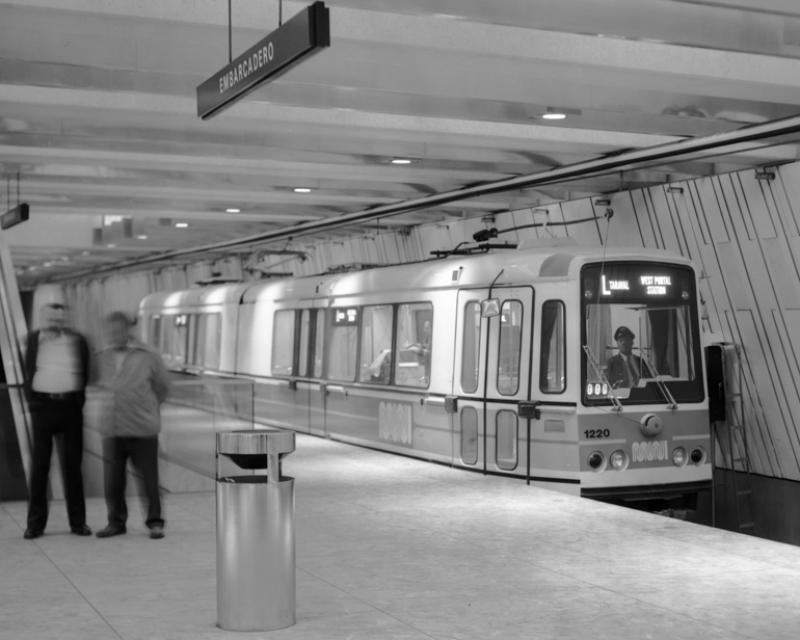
[
  {"xmin": 202, "ymin": 313, "xmax": 221, "ymax": 370},
  {"xmin": 272, "ymin": 310, "xmax": 295, "ymax": 375},
  {"xmin": 327, "ymin": 307, "xmax": 359, "ymax": 381},
  {"xmin": 298, "ymin": 310, "xmax": 311, "ymax": 377},
  {"xmin": 359, "ymin": 305, "xmax": 394, "ymax": 384},
  {"xmin": 497, "ymin": 300, "xmax": 522, "ymax": 395},
  {"xmin": 189, "ymin": 314, "xmax": 201, "ymax": 366},
  {"xmin": 461, "ymin": 301, "xmax": 481, "ymax": 393},
  {"xmin": 394, "ymin": 302, "xmax": 432, "ymax": 388},
  {"xmin": 460, "ymin": 406, "xmax": 478, "ymax": 465},
  {"xmin": 192, "ymin": 314, "xmax": 204, "ymax": 366},
  {"xmin": 149, "ymin": 315, "xmax": 161, "ymax": 350},
  {"xmin": 540, "ymin": 300, "xmax": 566, "ymax": 393},
  {"xmin": 496, "ymin": 410, "xmax": 518, "ymax": 470},
  {"xmin": 313, "ymin": 310, "xmax": 325, "ymax": 378},
  {"xmin": 168, "ymin": 314, "xmax": 188, "ymax": 366}
]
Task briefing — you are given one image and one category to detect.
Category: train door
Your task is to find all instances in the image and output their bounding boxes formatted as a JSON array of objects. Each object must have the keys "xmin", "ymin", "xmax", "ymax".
[
  {"xmin": 452, "ymin": 287, "xmax": 533, "ymax": 473},
  {"xmin": 295, "ymin": 307, "xmax": 325, "ymax": 436}
]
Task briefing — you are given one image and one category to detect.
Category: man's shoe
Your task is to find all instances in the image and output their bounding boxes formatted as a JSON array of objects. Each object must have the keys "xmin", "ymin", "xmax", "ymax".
[
  {"xmin": 71, "ymin": 524, "xmax": 92, "ymax": 536},
  {"xmin": 23, "ymin": 529, "xmax": 43, "ymax": 540},
  {"xmin": 95, "ymin": 525, "xmax": 126, "ymax": 538},
  {"xmin": 149, "ymin": 525, "xmax": 165, "ymax": 539}
]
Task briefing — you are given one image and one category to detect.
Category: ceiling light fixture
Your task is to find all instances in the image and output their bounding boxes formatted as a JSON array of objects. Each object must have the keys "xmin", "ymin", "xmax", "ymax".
[
  {"xmin": 542, "ymin": 111, "xmax": 567, "ymax": 120},
  {"xmin": 137, "ymin": 234, "xmax": 148, "ymax": 240},
  {"xmin": 175, "ymin": 222, "xmax": 189, "ymax": 228},
  {"xmin": 225, "ymin": 208, "xmax": 240, "ymax": 213},
  {"xmin": 293, "ymin": 187, "xmax": 312, "ymax": 193},
  {"xmin": 391, "ymin": 158, "xmax": 412, "ymax": 165}
]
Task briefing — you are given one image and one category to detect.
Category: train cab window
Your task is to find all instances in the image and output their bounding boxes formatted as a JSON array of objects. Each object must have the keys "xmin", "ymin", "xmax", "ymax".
[
  {"xmin": 496, "ymin": 410, "xmax": 518, "ymax": 470},
  {"xmin": 327, "ymin": 307, "xmax": 359, "ymax": 381},
  {"xmin": 581, "ymin": 262, "xmax": 703, "ymax": 405},
  {"xmin": 461, "ymin": 301, "xmax": 481, "ymax": 393},
  {"xmin": 394, "ymin": 302, "xmax": 432, "ymax": 388},
  {"xmin": 540, "ymin": 300, "xmax": 566, "ymax": 393},
  {"xmin": 497, "ymin": 300, "xmax": 522, "ymax": 395},
  {"xmin": 359, "ymin": 305, "xmax": 394, "ymax": 384},
  {"xmin": 460, "ymin": 406, "xmax": 478, "ymax": 465},
  {"xmin": 272, "ymin": 310, "xmax": 295, "ymax": 376}
]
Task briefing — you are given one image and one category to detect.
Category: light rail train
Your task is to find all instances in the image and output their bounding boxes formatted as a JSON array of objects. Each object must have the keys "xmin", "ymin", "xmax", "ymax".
[{"xmin": 139, "ymin": 240, "xmax": 711, "ymax": 506}]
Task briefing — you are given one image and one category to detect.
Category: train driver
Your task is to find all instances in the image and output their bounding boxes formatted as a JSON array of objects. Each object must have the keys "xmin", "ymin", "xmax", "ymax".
[{"xmin": 606, "ymin": 325, "xmax": 653, "ymax": 388}]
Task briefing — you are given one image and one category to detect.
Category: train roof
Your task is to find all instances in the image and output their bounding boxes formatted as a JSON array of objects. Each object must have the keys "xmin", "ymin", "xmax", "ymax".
[
  {"xmin": 239, "ymin": 241, "xmax": 692, "ymax": 303},
  {"xmin": 140, "ymin": 242, "xmax": 693, "ymax": 308},
  {"xmin": 139, "ymin": 283, "xmax": 250, "ymax": 310}
]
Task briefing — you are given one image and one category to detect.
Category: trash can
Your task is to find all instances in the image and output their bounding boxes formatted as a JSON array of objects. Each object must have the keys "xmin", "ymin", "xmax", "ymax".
[{"xmin": 216, "ymin": 428, "xmax": 295, "ymax": 631}]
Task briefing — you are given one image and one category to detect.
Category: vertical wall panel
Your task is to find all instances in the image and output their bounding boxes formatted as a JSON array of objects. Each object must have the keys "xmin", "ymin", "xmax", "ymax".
[
  {"xmin": 697, "ymin": 179, "xmax": 732, "ymax": 244},
  {"xmin": 743, "ymin": 176, "xmax": 778, "ymax": 240},
  {"xmin": 776, "ymin": 163, "xmax": 800, "ymax": 238}
]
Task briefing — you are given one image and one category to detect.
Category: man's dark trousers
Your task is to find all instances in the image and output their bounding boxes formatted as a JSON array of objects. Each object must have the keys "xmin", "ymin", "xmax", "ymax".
[
  {"xmin": 26, "ymin": 396, "xmax": 87, "ymax": 532},
  {"xmin": 102, "ymin": 435, "xmax": 164, "ymax": 529}
]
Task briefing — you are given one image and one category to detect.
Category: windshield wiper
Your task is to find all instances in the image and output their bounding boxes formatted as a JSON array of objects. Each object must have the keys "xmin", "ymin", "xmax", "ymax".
[
  {"xmin": 583, "ymin": 345, "xmax": 622, "ymax": 412},
  {"xmin": 640, "ymin": 351, "xmax": 678, "ymax": 410}
]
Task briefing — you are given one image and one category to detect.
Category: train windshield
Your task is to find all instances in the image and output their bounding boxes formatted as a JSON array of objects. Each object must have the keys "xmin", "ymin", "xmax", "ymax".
[{"xmin": 580, "ymin": 262, "xmax": 704, "ymax": 406}]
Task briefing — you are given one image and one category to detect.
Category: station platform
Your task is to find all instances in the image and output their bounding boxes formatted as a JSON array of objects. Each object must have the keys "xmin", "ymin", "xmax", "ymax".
[{"xmin": 2, "ymin": 432, "xmax": 800, "ymax": 640}]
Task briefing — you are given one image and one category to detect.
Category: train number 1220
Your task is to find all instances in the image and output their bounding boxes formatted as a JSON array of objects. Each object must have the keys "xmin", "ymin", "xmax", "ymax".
[{"xmin": 584, "ymin": 428, "xmax": 611, "ymax": 439}]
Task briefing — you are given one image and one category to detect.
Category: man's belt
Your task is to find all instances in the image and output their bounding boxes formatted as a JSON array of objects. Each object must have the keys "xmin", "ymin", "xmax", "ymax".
[{"xmin": 32, "ymin": 391, "xmax": 81, "ymax": 400}]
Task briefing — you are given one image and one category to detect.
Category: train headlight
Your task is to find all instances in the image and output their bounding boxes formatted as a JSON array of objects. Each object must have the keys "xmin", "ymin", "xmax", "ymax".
[
  {"xmin": 609, "ymin": 450, "xmax": 628, "ymax": 470},
  {"xmin": 588, "ymin": 451, "xmax": 604, "ymax": 471},
  {"xmin": 672, "ymin": 446, "xmax": 687, "ymax": 467},
  {"xmin": 690, "ymin": 447, "xmax": 705, "ymax": 464}
]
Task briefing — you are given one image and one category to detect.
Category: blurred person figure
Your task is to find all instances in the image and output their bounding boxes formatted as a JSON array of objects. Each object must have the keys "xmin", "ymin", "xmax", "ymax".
[
  {"xmin": 23, "ymin": 303, "xmax": 92, "ymax": 539},
  {"xmin": 94, "ymin": 312, "xmax": 170, "ymax": 540}
]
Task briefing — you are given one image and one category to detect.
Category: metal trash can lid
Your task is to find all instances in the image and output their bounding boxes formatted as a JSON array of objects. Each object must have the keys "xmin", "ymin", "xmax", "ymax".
[{"xmin": 216, "ymin": 428, "xmax": 295, "ymax": 456}]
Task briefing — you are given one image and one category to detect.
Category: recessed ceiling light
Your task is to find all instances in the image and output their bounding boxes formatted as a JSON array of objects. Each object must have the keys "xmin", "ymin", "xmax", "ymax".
[
  {"xmin": 225, "ymin": 208, "xmax": 240, "ymax": 213},
  {"xmin": 175, "ymin": 222, "xmax": 189, "ymax": 228},
  {"xmin": 293, "ymin": 187, "xmax": 312, "ymax": 193},
  {"xmin": 391, "ymin": 158, "xmax": 412, "ymax": 165},
  {"xmin": 136, "ymin": 234, "xmax": 148, "ymax": 240},
  {"xmin": 542, "ymin": 112, "xmax": 567, "ymax": 120}
]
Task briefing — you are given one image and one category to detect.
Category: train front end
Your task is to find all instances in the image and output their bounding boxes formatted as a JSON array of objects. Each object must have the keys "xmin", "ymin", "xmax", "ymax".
[{"xmin": 577, "ymin": 260, "xmax": 711, "ymax": 508}]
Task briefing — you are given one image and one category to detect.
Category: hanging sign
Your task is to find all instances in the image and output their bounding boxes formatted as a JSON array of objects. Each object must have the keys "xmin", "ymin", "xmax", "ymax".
[
  {"xmin": 197, "ymin": 1, "xmax": 329, "ymax": 120},
  {"xmin": 1, "ymin": 203, "xmax": 28, "ymax": 230}
]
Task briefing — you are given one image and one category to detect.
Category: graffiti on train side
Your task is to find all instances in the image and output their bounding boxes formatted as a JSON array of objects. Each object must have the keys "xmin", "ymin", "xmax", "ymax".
[{"xmin": 378, "ymin": 401, "xmax": 413, "ymax": 445}]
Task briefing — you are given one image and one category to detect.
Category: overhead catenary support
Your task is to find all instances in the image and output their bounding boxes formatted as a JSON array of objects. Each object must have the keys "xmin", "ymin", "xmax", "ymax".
[{"xmin": 52, "ymin": 113, "xmax": 800, "ymax": 282}]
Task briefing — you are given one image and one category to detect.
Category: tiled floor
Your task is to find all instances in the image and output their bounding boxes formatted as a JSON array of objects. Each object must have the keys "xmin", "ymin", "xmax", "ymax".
[{"xmin": 2, "ymin": 433, "xmax": 800, "ymax": 640}]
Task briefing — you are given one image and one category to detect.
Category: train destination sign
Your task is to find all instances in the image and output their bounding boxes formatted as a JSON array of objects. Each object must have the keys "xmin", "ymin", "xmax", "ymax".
[
  {"xmin": 601, "ymin": 274, "xmax": 673, "ymax": 296},
  {"xmin": 197, "ymin": 1, "xmax": 330, "ymax": 120},
  {"xmin": 582, "ymin": 263, "xmax": 693, "ymax": 302},
  {"xmin": 1, "ymin": 203, "xmax": 29, "ymax": 230}
]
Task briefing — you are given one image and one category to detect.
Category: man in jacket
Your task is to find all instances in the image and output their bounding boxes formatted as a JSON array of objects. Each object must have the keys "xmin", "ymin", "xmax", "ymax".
[
  {"xmin": 23, "ymin": 302, "xmax": 92, "ymax": 539},
  {"xmin": 606, "ymin": 325, "xmax": 653, "ymax": 388},
  {"xmin": 95, "ymin": 311, "xmax": 170, "ymax": 539}
]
